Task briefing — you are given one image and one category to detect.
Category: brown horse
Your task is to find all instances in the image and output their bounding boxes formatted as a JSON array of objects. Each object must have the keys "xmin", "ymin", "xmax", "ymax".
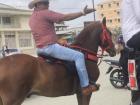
[{"xmin": 0, "ymin": 18, "xmax": 116, "ymax": 105}]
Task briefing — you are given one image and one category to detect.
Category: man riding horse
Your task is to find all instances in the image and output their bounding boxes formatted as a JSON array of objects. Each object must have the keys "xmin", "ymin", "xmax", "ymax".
[
  {"xmin": 0, "ymin": 10, "xmax": 116, "ymax": 105},
  {"xmin": 28, "ymin": 0, "xmax": 100, "ymax": 96}
]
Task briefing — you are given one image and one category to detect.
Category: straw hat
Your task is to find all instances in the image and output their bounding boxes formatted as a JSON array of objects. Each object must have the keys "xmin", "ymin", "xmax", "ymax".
[{"xmin": 28, "ymin": 0, "xmax": 49, "ymax": 9}]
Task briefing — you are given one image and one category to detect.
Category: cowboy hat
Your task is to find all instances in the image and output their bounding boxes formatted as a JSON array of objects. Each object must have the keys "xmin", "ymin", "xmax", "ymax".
[{"xmin": 28, "ymin": 0, "xmax": 49, "ymax": 9}]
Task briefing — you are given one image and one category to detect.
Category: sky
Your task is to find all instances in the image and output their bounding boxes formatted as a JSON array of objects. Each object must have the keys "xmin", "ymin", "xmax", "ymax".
[{"xmin": 0, "ymin": 0, "xmax": 102, "ymax": 27}]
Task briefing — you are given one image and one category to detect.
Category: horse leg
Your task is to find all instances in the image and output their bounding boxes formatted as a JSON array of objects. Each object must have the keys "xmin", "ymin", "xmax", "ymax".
[
  {"xmin": 1, "ymin": 95, "xmax": 23, "ymax": 105},
  {"xmin": 1, "ymin": 90, "xmax": 27, "ymax": 105},
  {"xmin": 1, "ymin": 94, "xmax": 19, "ymax": 105},
  {"xmin": 76, "ymin": 92, "xmax": 91, "ymax": 105},
  {"xmin": 0, "ymin": 96, "xmax": 3, "ymax": 105}
]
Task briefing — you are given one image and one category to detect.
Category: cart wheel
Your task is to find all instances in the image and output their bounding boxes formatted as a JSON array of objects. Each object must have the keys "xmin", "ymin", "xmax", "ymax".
[{"xmin": 110, "ymin": 69, "xmax": 127, "ymax": 88}]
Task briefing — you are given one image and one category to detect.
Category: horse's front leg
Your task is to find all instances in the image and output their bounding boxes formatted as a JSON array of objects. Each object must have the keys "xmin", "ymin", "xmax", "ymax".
[{"xmin": 76, "ymin": 92, "xmax": 91, "ymax": 105}]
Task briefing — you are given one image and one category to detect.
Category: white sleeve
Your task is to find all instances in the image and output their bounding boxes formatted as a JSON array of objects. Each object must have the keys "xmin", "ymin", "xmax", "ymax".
[{"xmin": 132, "ymin": 0, "xmax": 140, "ymax": 22}]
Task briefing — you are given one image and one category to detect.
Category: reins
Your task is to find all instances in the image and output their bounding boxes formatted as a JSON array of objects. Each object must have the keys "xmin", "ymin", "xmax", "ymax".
[
  {"xmin": 70, "ymin": 45, "xmax": 98, "ymax": 63},
  {"xmin": 58, "ymin": 43, "xmax": 106, "ymax": 64},
  {"xmin": 58, "ymin": 43, "xmax": 99, "ymax": 63},
  {"xmin": 70, "ymin": 45, "xmax": 107, "ymax": 66}
]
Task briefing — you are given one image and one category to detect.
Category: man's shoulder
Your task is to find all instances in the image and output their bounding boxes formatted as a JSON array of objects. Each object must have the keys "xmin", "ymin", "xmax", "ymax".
[
  {"xmin": 33, "ymin": 9, "xmax": 53, "ymax": 13},
  {"xmin": 40, "ymin": 9, "xmax": 58, "ymax": 15}
]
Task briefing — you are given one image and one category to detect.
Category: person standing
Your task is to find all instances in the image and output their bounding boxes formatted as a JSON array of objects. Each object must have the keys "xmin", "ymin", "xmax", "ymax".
[
  {"xmin": 120, "ymin": 0, "xmax": 140, "ymax": 104},
  {"xmin": 28, "ymin": 0, "xmax": 100, "ymax": 96}
]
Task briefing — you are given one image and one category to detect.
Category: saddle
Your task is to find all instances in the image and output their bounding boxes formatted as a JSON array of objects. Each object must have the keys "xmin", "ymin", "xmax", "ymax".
[{"xmin": 38, "ymin": 53, "xmax": 77, "ymax": 75}]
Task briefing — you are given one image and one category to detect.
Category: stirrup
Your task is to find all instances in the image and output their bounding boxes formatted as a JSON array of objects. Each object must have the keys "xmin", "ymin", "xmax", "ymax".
[{"xmin": 89, "ymin": 81, "xmax": 100, "ymax": 90}]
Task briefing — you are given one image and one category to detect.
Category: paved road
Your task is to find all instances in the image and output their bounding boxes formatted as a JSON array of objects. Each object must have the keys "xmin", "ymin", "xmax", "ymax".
[{"xmin": 22, "ymin": 56, "xmax": 131, "ymax": 105}]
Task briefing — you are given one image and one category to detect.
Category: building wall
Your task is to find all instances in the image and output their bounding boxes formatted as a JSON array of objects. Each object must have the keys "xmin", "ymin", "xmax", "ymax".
[
  {"xmin": 0, "ymin": 4, "xmax": 36, "ymax": 55},
  {"xmin": 19, "ymin": 15, "xmax": 31, "ymax": 29},
  {"xmin": 0, "ymin": 30, "xmax": 36, "ymax": 55},
  {"xmin": 97, "ymin": 0, "xmax": 121, "ymax": 29}
]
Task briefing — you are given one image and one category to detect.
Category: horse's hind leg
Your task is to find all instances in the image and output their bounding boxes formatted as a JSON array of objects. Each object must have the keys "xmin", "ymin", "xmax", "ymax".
[
  {"xmin": 0, "ymin": 96, "xmax": 3, "ymax": 105},
  {"xmin": 1, "ymin": 92, "xmax": 24, "ymax": 105},
  {"xmin": 2, "ymin": 96, "xmax": 22, "ymax": 105},
  {"xmin": 76, "ymin": 92, "xmax": 91, "ymax": 105}
]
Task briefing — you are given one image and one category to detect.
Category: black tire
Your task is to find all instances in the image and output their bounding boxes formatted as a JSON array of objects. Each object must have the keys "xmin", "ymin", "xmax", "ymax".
[{"xmin": 110, "ymin": 69, "xmax": 127, "ymax": 88}]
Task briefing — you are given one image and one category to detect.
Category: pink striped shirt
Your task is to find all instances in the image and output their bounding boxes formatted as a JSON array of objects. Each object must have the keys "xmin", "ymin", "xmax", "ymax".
[{"xmin": 29, "ymin": 9, "xmax": 65, "ymax": 48}]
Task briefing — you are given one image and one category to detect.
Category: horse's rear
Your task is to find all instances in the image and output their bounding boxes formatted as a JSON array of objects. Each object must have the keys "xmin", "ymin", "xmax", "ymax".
[
  {"xmin": 0, "ymin": 54, "xmax": 39, "ymax": 105},
  {"xmin": 0, "ymin": 54, "xmax": 79, "ymax": 105}
]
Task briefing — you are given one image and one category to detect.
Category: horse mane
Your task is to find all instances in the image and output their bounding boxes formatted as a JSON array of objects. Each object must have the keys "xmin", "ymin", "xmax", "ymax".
[{"xmin": 73, "ymin": 21, "xmax": 102, "ymax": 45}]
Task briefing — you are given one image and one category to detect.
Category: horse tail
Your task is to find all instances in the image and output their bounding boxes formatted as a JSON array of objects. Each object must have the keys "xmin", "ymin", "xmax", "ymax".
[{"xmin": 0, "ymin": 96, "xmax": 3, "ymax": 105}]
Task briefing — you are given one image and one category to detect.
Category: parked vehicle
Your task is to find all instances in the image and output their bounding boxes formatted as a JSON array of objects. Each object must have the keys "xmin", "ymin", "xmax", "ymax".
[
  {"xmin": 0, "ymin": 45, "xmax": 21, "ymax": 58},
  {"xmin": 103, "ymin": 59, "xmax": 128, "ymax": 88}
]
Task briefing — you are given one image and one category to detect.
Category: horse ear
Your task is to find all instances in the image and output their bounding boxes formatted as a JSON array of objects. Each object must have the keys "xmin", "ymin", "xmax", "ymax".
[{"xmin": 102, "ymin": 17, "xmax": 106, "ymax": 27}]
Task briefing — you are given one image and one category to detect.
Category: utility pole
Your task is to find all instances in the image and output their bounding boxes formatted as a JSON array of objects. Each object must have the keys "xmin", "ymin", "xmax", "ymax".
[{"xmin": 92, "ymin": 0, "xmax": 96, "ymax": 21}]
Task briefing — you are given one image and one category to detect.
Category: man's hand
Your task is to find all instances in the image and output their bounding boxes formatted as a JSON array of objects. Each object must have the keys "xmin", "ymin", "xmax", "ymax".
[{"xmin": 83, "ymin": 5, "xmax": 96, "ymax": 15}]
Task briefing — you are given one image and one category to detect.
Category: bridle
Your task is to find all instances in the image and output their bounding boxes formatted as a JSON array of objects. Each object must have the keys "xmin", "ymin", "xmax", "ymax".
[
  {"xmin": 100, "ymin": 24, "xmax": 114, "ymax": 54},
  {"xmin": 69, "ymin": 24, "xmax": 114, "ymax": 63}
]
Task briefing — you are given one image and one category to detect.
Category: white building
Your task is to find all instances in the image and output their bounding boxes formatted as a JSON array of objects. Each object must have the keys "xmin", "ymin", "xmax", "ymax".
[{"xmin": 0, "ymin": 3, "xmax": 36, "ymax": 55}]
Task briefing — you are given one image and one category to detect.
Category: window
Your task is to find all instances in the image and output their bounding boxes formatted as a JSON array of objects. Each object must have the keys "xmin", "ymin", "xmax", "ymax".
[
  {"xmin": 18, "ymin": 32, "xmax": 32, "ymax": 48},
  {"xmin": 108, "ymin": 4, "xmax": 111, "ymax": 7},
  {"xmin": 117, "ymin": 3, "xmax": 119, "ymax": 6},
  {"xmin": 118, "ymin": 19, "xmax": 120, "ymax": 23},
  {"xmin": 2, "ymin": 17, "xmax": 11, "ymax": 24},
  {"xmin": 117, "ymin": 11, "xmax": 120, "ymax": 15},
  {"xmin": 101, "ymin": 5, "xmax": 103, "ymax": 8},
  {"xmin": 101, "ymin": 13, "xmax": 104, "ymax": 17},
  {"xmin": 4, "ymin": 32, "xmax": 16, "ymax": 48}
]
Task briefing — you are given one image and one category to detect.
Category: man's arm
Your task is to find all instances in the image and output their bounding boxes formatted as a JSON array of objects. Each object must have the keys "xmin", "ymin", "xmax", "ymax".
[
  {"xmin": 46, "ymin": 6, "xmax": 95, "ymax": 23},
  {"xmin": 62, "ymin": 12, "xmax": 84, "ymax": 21},
  {"xmin": 62, "ymin": 7, "xmax": 96, "ymax": 21}
]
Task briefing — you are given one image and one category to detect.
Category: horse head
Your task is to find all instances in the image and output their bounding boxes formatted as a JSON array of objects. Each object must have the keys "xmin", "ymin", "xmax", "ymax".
[
  {"xmin": 73, "ymin": 17, "xmax": 116, "ymax": 58},
  {"xmin": 99, "ymin": 17, "xmax": 116, "ymax": 57}
]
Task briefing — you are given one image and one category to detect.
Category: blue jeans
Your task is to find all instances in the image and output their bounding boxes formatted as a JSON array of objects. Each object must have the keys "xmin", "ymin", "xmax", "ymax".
[{"xmin": 37, "ymin": 43, "xmax": 89, "ymax": 87}]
